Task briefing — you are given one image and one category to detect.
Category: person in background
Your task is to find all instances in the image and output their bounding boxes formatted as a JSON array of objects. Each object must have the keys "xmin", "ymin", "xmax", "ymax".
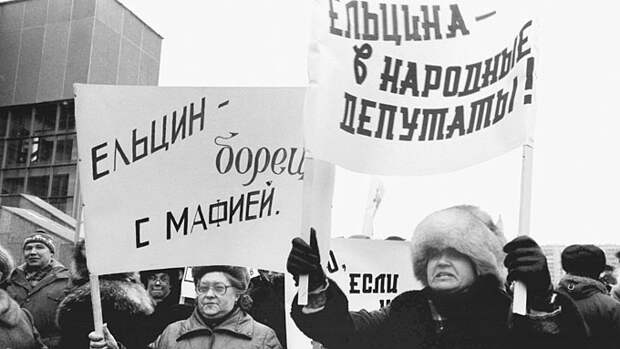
[
  {"xmin": 612, "ymin": 251, "xmax": 620, "ymax": 302},
  {"xmin": 0, "ymin": 241, "xmax": 47, "ymax": 349},
  {"xmin": 90, "ymin": 265, "xmax": 282, "ymax": 349},
  {"xmin": 139, "ymin": 268, "xmax": 192, "ymax": 343},
  {"xmin": 248, "ymin": 269, "xmax": 287, "ymax": 348},
  {"xmin": 4, "ymin": 231, "xmax": 70, "ymax": 349},
  {"xmin": 557, "ymin": 244, "xmax": 620, "ymax": 346},
  {"xmin": 287, "ymin": 205, "xmax": 588, "ymax": 349},
  {"xmin": 57, "ymin": 239, "xmax": 155, "ymax": 349},
  {"xmin": 599, "ymin": 264, "xmax": 617, "ymax": 293}
]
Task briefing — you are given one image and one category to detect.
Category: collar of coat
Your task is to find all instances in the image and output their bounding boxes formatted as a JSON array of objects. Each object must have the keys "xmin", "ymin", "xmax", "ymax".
[
  {"xmin": 10, "ymin": 259, "xmax": 70, "ymax": 293},
  {"xmin": 176, "ymin": 307, "xmax": 255, "ymax": 341},
  {"xmin": 557, "ymin": 274, "xmax": 608, "ymax": 299}
]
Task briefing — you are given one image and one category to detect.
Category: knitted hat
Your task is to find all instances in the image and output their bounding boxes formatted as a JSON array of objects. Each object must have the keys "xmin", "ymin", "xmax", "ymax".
[
  {"xmin": 0, "ymin": 243, "xmax": 14, "ymax": 282},
  {"xmin": 411, "ymin": 205, "xmax": 507, "ymax": 286},
  {"xmin": 192, "ymin": 265, "xmax": 250, "ymax": 291},
  {"xmin": 23, "ymin": 230, "xmax": 56, "ymax": 254},
  {"xmin": 561, "ymin": 244, "xmax": 606, "ymax": 279}
]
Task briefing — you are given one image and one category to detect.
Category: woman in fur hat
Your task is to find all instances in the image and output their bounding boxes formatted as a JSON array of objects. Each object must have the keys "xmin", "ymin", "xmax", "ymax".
[
  {"xmin": 56, "ymin": 240, "xmax": 155, "ymax": 349},
  {"xmin": 287, "ymin": 205, "xmax": 589, "ymax": 349},
  {"xmin": 91, "ymin": 265, "xmax": 282, "ymax": 349}
]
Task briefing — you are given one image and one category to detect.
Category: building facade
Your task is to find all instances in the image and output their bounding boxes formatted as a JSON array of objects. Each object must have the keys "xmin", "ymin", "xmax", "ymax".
[{"xmin": 0, "ymin": 0, "xmax": 162, "ymax": 217}]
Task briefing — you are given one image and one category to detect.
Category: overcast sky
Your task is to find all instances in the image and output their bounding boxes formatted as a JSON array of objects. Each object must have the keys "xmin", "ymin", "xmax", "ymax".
[{"xmin": 121, "ymin": 0, "xmax": 620, "ymax": 245}]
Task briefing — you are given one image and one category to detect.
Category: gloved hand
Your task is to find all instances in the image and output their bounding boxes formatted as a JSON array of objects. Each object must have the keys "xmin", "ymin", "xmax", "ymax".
[
  {"xmin": 503, "ymin": 236, "xmax": 553, "ymax": 310},
  {"xmin": 286, "ymin": 228, "xmax": 327, "ymax": 290}
]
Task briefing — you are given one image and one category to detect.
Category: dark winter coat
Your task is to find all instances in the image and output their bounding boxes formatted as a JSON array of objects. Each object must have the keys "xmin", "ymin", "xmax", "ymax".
[
  {"xmin": 291, "ymin": 276, "xmax": 588, "ymax": 349},
  {"xmin": 5, "ymin": 260, "xmax": 70, "ymax": 349},
  {"xmin": 150, "ymin": 307, "xmax": 282, "ymax": 349},
  {"xmin": 0, "ymin": 289, "xmax": 46, "ymax": 349},
  {"xmin": 612, "ymin": 284, "xmax": 620, "ymax": 303},
  {"xmin": 249, "ymin": 274, "xmax": 287, "ymax": 348},
  {"xmin": 557, "ymin": 274, "xmax": 620, "ymax": 346},
  {"xmin": 56, "ymin": 279, "xmax": 155, "ymax": 349},
  {"xmin": 139, "ymin": 294, "xmax": 193, "ymax": 344}
]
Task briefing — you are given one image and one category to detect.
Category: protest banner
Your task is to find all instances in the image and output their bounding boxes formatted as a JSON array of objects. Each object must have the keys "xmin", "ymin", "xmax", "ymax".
[
  {"xmin": 74, "ymin": 85, "xmax": 333, "ymax": 275},
  {"xmin": 305, "ymin": 0, "xmax": 537, "ymax": 175},
  {"xmin": 286, "ymin": 238, "xmax": 421, "ymax": 348}
]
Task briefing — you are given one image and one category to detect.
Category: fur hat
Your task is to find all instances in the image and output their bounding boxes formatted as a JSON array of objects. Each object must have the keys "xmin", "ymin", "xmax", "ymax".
[
  {"xmin": 23, "ymin": 230, "xmax": 56, "ymax": 253},
  {"xmin": 411, "ymin": 205, "xmax": 507, "ymax": 286},
  {"xmin": 561, "ymin": 244, "xmax": 606, "ymax": 279},
  {"xmin": 191, "ymin": 265, "xmax": 250, "ymax": 291},
  {"xmin": 0, "ymin": 242, "xmax": 14, "ymax": 282}
]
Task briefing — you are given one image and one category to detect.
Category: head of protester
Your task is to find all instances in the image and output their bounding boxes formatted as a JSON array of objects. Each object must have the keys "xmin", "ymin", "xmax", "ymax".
[
  {"xmin": 141, "ymin": 268, "xmax": 181, "ymax": 305},
  {"xmin": 136, "ymin": 267, "xmax": 193, "ymax": 343},
  {"xmin": 287, "ymin": 205, "xmax": 589, "ymax": 349},
  {"xmin": 59, "ymin": 239, "xmax": 155, "ymax": 349},
  {"xmin": 557, "ymin": 244, "xmax": 620, "ymax": 345},
  {"xmin": 22, "ymin": 232, "xmax": 56, "ymax": 271},
  {"xmin": 4, "ymin": 230, "xmax": 70, "ymax": 349}
]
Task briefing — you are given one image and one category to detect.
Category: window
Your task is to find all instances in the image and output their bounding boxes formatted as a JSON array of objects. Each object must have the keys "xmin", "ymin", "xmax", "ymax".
[
  {"xmin": 58, "ymin": 101, "xmax": 75, "ymax": 131},
  {"xmin": 30, "ymin": 137, "xmax": 54, "ymax": 165},
  {"xmin": 51, "ymin": 173, "xmax": 69, "ymax": 197},
  {"xmin": 33, "ymin": 103, "xmax": 57, "ymax": 134},
  {"xmin": 55, "ymin": 135, "xmax": 76, "ymax": 163},
  {"xmin": 5, "ymin": 139, "xmax": 30, "ymax": 166},
  {"xmin": 0, "ymin": 109, "xmax": 8, "ymax": 138},
  {"xmin": 9, "ymin": 107, "xmax": 31, "ymax": 137},
  {"xmin": 2, "ymin": 177, "xmax": 24, "ymax": 194},
  {"xmin": 26, "ymin": 174, "xmax": 50, "ymax": 198}
]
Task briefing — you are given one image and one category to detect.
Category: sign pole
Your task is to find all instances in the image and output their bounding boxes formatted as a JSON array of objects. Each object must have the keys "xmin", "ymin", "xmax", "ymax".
[
  {"xmin": 360, "ymin": 178, "xmax": 384, "ymax": 238},
  {"xmin": 513, "ymin": 144, "xmax": 534, "ymax": 315},
  {"xmin": 89, "ymin": 273, "xmax": 104, "ymax": 335},
  {"xmin": 297, "ymin": 153, "xmax": 315, "ymax": 305}
]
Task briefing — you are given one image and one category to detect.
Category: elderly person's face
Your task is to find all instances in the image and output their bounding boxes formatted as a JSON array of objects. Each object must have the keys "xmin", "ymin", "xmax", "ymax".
[
  {"xmin": 426, "ymin": 248, "xmax": 476, "ymax": 293},
  {"xmin": 195, "ymin": 271, "xmax": 239, "ymax": 319}
]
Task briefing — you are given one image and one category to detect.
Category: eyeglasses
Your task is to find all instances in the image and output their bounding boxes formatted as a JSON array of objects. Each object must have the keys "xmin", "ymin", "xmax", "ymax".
[{"xmin": 196, "ymin": 283, "xmax": 233, "ymax": 296}]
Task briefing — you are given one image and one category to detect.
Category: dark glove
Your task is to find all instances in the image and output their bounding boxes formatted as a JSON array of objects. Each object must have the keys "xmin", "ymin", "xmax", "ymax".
[
  {"xmin": 503, "ymin": 235, "xmax": 553, "ymax": 310},
  {"xmin": 286, "ymin": 228, "xmax": 326, "ymax": 290}
]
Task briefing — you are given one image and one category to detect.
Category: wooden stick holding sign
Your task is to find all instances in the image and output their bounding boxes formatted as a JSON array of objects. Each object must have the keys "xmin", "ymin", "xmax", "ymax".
[
  {"xmin": 297, "ymin": 152, "xmax": 335, "ymax": 305},
  {"xmin": 89, "ymin": 273, "xmax": 104, "ymax": 335},
  {"xmin": 297, "ymin": 153, "xmax": 315, "ymax": 305},
  {"xmin": 513, "ymin": 144, "xmax": 534, "ymax": 315}
]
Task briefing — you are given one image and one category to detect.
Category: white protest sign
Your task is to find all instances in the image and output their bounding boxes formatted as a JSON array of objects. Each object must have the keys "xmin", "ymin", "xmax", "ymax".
[
  {"xmin": 286, "ymin": 238, "xmax": 421, "ymax": 348},
  {"xmin": 305, "ymin": 0, "xmax": 537, "ymax": 175},
  {"xmin": 75, "ymin": 85, "xmax": 333, "ymax": 275}
]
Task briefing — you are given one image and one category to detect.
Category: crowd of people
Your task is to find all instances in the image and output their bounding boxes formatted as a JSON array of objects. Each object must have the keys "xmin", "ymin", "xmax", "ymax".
[{"xmin": 1, "ymin": 204, "xmax": 620, "ymax": 349}]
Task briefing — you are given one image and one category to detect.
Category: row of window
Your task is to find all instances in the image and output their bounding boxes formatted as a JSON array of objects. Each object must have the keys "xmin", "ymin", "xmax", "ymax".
[
  {"xmin": 0, "ymin": 100, "xmax": 78, "ymax": 215},
  {"xmin": 0, "ymin": 101, "xmax": 75, "ymax": 138},
  {"xmin": 0, "ymin": 135, "xmax": 77, "ymax": 168}
]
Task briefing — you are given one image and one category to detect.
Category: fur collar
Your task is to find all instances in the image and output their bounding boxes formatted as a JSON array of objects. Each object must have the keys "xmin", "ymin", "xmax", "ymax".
[
  {"xmin": 557, "ymin": 274, "xmax": 608, "ymax": 299},
  {"xmin": 57, "ymin": 278, "xmax": 154, "ymax": 325}
]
